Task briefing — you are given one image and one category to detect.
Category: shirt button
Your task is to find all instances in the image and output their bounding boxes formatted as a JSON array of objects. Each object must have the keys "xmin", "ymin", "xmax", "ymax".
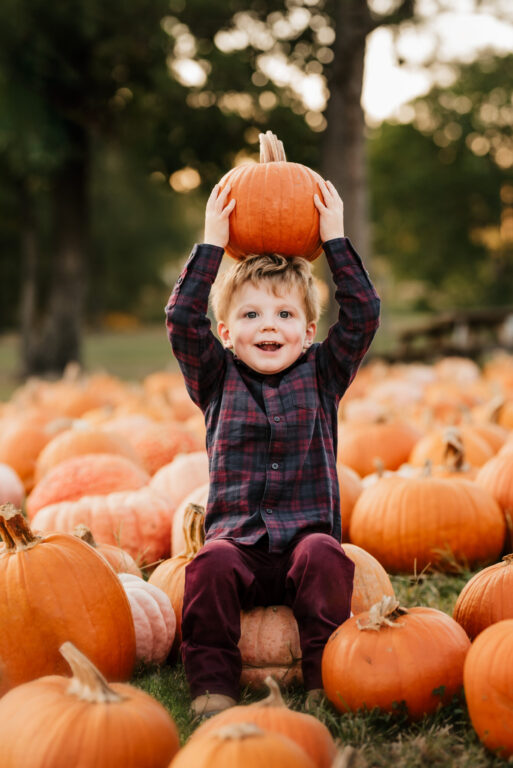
[
  {"xmin": 266, "ymin": 508, "xmax": 273, "ymax": 515},
  {"xmin": 273, "ymin": 416, "xmax": 281, "ymax": 422},
  {"xmin": 271, "ymin": 462, "xmax": 279, "ymax": 470}
]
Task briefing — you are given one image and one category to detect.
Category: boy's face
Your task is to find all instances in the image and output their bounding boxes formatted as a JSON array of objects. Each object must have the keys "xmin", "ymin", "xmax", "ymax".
[{"xmin": 217, "ymin": 281, "xmax": 316, "ymax": 375}]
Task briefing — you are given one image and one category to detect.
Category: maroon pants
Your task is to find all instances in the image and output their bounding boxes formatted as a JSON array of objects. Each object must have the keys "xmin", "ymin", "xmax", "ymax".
[{"xmin": 181, "ymin": 532, "xmax": 355, "ymax": 699}]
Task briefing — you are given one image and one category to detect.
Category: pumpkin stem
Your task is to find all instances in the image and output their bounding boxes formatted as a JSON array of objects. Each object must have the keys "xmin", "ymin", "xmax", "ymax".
[
  {"xmin": 442, "ymin": 427, "xmax": 466, "ymax": 471},
  {"xmin": 249, "ymin": 676, "xmax": 287, "ymax": 708},
  {"xmin": 209, "ymin": 722, "xmax": 265, "ymax": 741},
  {"xmin": 60, "ymin": 641, "xmax": 125, "ymax": 703},
  {"xmin": 73, "ymin": 524, "xmax": 97, "ymax": 547},
  {"xmin": 356, "ymin": 596, "xmax": 408, "ymax": 631},
  {"xmin": 502, "ymin": 553, "xmax": 513, "ymax": 565},
  {"xmin": 482, "ymin": 394, "xmax": 505, "ymax": 424},
  {"xmin": 259, "ymin": 130, "xmax": 286, "ymax": 163},
  {"xmin": 0, "ymin": 503, "xmax": 41, "ymax": 552},
  {"xmin": 182, "ymin": 503, "xmax": 205, "ymax": 559}
]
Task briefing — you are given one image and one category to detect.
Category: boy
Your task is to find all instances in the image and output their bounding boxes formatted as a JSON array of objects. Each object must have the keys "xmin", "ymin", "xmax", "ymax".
[{"xmin": 166, "ymin": 178, "xmax": 380, "ymax": 719}]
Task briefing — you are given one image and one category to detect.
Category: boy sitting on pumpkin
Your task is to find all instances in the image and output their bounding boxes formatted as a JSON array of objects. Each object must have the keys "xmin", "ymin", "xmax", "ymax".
[{"xmin": 166, "ymin": 178, "xmax": 380, "ymax": 718}]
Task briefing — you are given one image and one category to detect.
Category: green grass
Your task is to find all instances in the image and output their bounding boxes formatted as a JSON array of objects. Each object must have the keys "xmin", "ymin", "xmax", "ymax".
[{"xmin": 130, "ymin": 570, "xmax": 512, "ymax": 766}]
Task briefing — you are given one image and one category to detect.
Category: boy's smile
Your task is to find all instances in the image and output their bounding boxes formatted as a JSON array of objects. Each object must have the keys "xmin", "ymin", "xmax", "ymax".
[{"xmin": 217, "ymin": 281, "xmax": 316, "ymax": 375}]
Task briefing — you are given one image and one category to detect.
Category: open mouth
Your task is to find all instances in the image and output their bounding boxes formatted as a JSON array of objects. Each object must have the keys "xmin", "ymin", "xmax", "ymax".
[{"xmin": 256, "ymin": 342, "xmax": 282, "ymax": 352}]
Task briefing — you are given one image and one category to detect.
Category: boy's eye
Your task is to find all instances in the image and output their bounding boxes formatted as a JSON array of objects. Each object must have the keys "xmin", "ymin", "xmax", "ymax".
[
  {"xmin": 279, "ymin": 310, "xmax": 291, "ymax": 318},
  {"xmin": 245, "ymin": 311, "xmax": 257, "ymax": 318}
]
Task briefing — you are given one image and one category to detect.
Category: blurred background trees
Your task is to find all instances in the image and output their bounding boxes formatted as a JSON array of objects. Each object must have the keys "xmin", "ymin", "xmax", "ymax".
[{"xmin": 0, "ymin": 0, "xmax": 512, "ymax": 376}]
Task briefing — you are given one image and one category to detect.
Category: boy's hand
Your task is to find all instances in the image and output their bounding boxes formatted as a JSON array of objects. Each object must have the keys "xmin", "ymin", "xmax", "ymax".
[
  {"xmin": 314, "ymin": 179, "xmax": 344, "ymax": 242},
  {"xmin": 204, "ymin": 184, "xmax": 236, "ymax": 248}
]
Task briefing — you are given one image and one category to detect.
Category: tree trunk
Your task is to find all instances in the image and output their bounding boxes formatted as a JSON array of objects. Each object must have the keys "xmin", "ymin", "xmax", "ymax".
[
  {"xmin": 320, "ymin": 1, "xmax": 373, "ymax": 325},
  {"xmin": 21, "ymin": 124, "xmax": 90, "ymax": 377}
]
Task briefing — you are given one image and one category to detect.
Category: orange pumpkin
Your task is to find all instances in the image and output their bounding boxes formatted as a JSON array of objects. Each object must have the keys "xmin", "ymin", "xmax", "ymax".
[
  {"xmin": 453, "ymin": 554, "xmax": 513, "ymax": 639},
  {"xmin": 191, "ymin": 677, "xmax": 337, "ymax": 768},
  {"xmin": 148, "ymin": 503, "xmax": 205, "ymax": 647},
  {"xmin": 475, "ymin": 451, "xmax": 513, "ymax": 544},
  {"xmin": 74, "ymin": 524, "xmax": 142, "ymax": 577},
  {"xmin": 336, "ymin": 463, "xmax": 363, "ymax": 539},
  {"xmin": 349, "ymin": 474, "xmax": 505, "ymax": 573},
  {"xmin": 26, "ymin": 453, "xmax": 150, "ymax": 519},
  {"xmin": 337, "ymin": 419, "xmax": 422, "ymax": 477},
  {"xmin": 343, "ymin": 543, "xmax": 395, "ymax": 614},
  {"xmin": 126, "ymin": 422, "xmax": 203, "ymax": 475},
  {"xmin": 0, "ymin": 504, "xmax": 136, "ymax": 695},
  {"xmin": 219, "ymin": 131, "xmax": 324, "ymax": 261},
  {"xmin": 464, "ymin": 619, "xmax": 513, "ymax": 758},
  {"xmin": 0, "ymin": 642, "xmax": 180, "ymax": 768},
  {"xmin": 171, "ymin": 722, "xmax": 316, "ymax": 768},
  {"xmin": 322, "ymin": 597, "xmax": 470, "ymax": 720},
  {"xmin": 171, "ymin": 482, "xmax": 209, "ymax": 555},
  {"xmin": 409, "ymin": 425, "xmax": 494, "ymax": 468}
]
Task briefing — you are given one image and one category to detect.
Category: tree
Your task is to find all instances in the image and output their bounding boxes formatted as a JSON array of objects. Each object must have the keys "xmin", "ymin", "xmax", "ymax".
[{"xmin": 369, "ymin": 53, "xmax": 513, "ymax": 308}]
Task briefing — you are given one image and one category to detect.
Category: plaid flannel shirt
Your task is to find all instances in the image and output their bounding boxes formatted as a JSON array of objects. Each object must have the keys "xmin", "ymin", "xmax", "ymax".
[{"xmin": 166, "ymin": 237, "xmax": 380, "ymax": 553}]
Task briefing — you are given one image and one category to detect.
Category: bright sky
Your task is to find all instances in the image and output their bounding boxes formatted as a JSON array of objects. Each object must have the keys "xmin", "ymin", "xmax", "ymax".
[{"xmin": 363, "ymin": 4, "xmax": 513, "ymax": 122}]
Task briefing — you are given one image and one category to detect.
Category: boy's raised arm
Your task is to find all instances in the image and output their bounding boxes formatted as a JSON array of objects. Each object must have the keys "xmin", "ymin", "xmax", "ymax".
[
  {"xmin": 314, "ymin": 180, "xmax": 381, "ymax": 396},
  {"xmin": 165, "ymin": 185, "xmax": 235, "ymax": 411}
]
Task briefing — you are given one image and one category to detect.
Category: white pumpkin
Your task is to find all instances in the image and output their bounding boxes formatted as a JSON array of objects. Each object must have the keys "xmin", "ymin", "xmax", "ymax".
[{"xmin": 118, "ymin": 573, "xmax": 176, "ymax": 665}]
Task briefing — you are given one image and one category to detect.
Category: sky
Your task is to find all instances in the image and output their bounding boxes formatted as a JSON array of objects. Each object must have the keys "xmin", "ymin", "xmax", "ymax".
[{"xmin": 362, "ymin": 3, "xmax": 513, "ymax": 122}]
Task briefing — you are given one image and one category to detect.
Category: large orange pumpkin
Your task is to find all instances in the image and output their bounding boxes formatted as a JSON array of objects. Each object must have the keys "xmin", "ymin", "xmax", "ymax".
[
  {"xmin": 322, "ymin": 597, "xmax": 470, "ymax": 720},
  {"xmin": 337, "ymin": 419, "xmax": 422, "ymax": 477},
  {"xmin": 191, "ymin": 677, "xmax": 337, "ymax": 768},
  {"xmin": 464, "ymin": 619, "xmax": 513, "ymax": 758},
  {"xmin": 171, "ymin": 722, "xmax": 316, "ymax": 768},
  {"xmin": 219, "ymin": 131, "xmax": 324, "ymax": 261},
  {"xmin": 453, "ymin": 554, "xmax": 513, "ymax": 640},
  {"xmin": 0, "ymin": 503, "xmax": 136, "ymax": 695},
  {"xmin": 349, "ymin": 474, "xmax": 506, "ymax": 573},
  {"xmin": 0, "ymin": 642, "xmax": 180, "ymax": 768}
]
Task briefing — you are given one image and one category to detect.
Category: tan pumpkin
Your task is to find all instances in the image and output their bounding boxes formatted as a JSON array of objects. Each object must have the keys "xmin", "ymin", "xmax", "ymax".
[
  {"xmin": 171, "ymin": 481, "xmax": 209, "ymax": 555},
  {"xmin": 0, "ymin": 642, "xmax": 180, "ymax": 768},
  {"xmin": 0, "ymin": 462, "xmax": 25, "ymax": 507},
  {"xmin": 191, "ymin": 676, "xmax": 337, "ymax": 768},
  {"xmin": 218, "ymin": 130, "xmax": 324, "ymax": 261},
  {"xmin": 453, "ymin": 554, "xmax": 513, "ymax": 639},
  {"xmin": 322, "ymin": 597, "xmax": 470, "ymax": 720},
  {"xmin": 126, "ymin": 422, "xmax": 203, "ymax": 475},
  {"xmin": 0, "ymin": 503, "xmax": 136, "ymax": 695}
]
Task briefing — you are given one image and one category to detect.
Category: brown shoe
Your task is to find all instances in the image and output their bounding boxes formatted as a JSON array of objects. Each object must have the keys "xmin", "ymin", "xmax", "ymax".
[
  {"xmin": 191, "ymin": 692, "xmax": 237, "ymax": 721},
  {"xmin": 304, "ymin": 688, "xmax": 325, "ymax": 712}
]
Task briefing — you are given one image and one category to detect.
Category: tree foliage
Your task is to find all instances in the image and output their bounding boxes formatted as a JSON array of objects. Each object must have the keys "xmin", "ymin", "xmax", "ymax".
[{"xmin": 369, "ymin": 53, "xmax": 513, "ymax": 309}]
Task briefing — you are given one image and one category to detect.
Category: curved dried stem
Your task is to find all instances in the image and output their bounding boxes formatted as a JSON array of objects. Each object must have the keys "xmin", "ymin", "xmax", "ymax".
[
  {"xmin": 60, "ymin": 641, "xmax": 125, "ymax": 703},
  {"xmin": 356, "ymin": 595, "xmax": 408, "ymax": 631},
  {"xmin": 259, "ymin": 130, "xmax": 286, "ymax": 163},
  {"xmin": 73, "ymin": 524, "xmax": 97, "ymax": 547},
  {"xmin": 0, "ymin": 503, "xmax": 41, "ymax": 552},
  {"xmin": 442, "ymin": 427, "xmax": 466, "ymax": 471},
  {"xmin": 182, "ymin": 503, "xmax": 205, "ymax": 559},
  {"xmin": 249, "ymin": 675, "xmax": 287, "ymax": 708}
]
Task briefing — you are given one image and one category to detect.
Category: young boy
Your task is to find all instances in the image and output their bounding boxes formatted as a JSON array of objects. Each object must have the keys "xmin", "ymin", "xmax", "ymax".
[{"xmin": 166, "ymin": 178, "xmax": 380, "ymax": 718}]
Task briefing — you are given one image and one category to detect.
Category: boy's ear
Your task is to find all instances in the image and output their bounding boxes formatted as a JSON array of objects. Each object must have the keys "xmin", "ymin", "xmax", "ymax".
[
  {"xmin": 304, "ymin": 321, "xmax": 317, "ymax": 347},
  {"xmin": 218, "ymin": 321, "xmax": 233, "ymax": 349}
]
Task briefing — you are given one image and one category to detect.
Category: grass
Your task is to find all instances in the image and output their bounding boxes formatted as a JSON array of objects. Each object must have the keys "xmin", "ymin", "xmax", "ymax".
[{"xmin": 130, "ymin": 569, "xmax": 512, "ymax": 766}]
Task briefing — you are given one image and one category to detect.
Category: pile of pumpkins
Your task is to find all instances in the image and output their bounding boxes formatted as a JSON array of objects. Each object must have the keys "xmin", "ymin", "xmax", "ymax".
[{"xmin": 1, "ymin": 348, "xmax": 513, "ymax": 764}]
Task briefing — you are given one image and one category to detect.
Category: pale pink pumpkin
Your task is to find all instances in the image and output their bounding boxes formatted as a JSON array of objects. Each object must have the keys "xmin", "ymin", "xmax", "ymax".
[
  {"xmin": 0, "ymin": 463, "xmax": 25, "ymax": 507},
  {"xmin": 150, "ymin": 451, "xmax": 209, "ymax": 509},
  {"xmin": 118, "ymin": 573, "xmax": 176, "ymax": 665},
  {"xmin": 26, "ymin": 453, "xmax": 150, "ymax": 519},
  {"xmin": 30, "ymin": 486, "xmax": 174, "ymax": 567}
]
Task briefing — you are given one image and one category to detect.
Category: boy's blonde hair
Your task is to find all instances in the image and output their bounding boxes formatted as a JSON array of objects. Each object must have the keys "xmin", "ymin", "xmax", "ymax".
[{"xmin": 211, "ymin": 254, "xmax": 322, "ymax": 324}]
